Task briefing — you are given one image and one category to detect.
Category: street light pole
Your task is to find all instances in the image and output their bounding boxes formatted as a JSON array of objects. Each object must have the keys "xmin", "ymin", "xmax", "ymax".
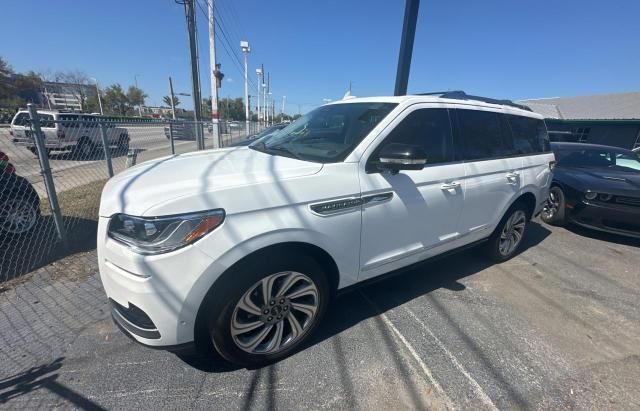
[
  {"xmin": 241, "ymin": 41, "xmax": 251, "ymax": 136},
  {"xmin": 90, "ymin": 77, "xmax": 103, "ymax": 115}
]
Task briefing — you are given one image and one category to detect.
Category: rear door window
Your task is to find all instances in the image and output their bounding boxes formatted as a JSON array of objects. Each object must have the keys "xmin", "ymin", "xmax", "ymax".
[{"xmin": 456, "ymin": 109, "xmax": 515, "ymax": 160}]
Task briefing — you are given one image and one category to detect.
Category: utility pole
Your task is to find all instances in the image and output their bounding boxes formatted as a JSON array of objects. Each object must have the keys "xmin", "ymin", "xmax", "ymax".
[
  {"xmin": 208, "ymin": 0, "xmax": 220, "ymax": 148},
  {"xmin": 394, "ymin": 0, "xmax": 420, "ymax": 96},
  {"xmin": 256, "ymin": 67, "xmax": 262, "ymax": 125},
  {"xmin": 281, "ymin": 95, "xmax": 286, "ymax": 121},
  {"xmin": 134, "ymin": 74, "xmax": 143, "ymax": 117},
  {"xmin": 266, "ymin": 72, "xmax": 270, "ymax": 126},
  {"xmin": 184, "ymin": 0, "xmax": 204, "ymax": 148},
  {"xmin": 168, "ymin": 76, "xmax": 177, "ymax": 120},
  {"xmin": 262, "ymin": 66, "xmax": 266, "ymax": 125},
  {"xmin": 90, "ymin": 77, "xmax": 103, "ymax": 115},
  {"xmin": 241, "ymin": 41, "xmax": 251, "ymax": 136}
]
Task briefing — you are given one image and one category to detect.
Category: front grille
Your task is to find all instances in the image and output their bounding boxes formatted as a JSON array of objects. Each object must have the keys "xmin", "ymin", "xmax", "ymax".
[
  {"xmin": 110, "ymin": 299, "xmax": 156, "ymax": 330},
  {"xmin": 615, "ymin": 196, "xmax": 640, "ymax": 207}
]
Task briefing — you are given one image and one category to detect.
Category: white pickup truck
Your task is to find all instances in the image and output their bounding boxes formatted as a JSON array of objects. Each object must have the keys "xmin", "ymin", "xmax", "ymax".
[{"xmin": 10, "ymin": 111, "xmax": 129, "ymax": 158}]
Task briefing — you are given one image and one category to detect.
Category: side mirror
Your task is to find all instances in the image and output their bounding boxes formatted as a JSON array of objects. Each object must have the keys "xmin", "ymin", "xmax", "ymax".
[{"xmin": 377, "ymin": 143, "xmax": 427, "ymax": 173}]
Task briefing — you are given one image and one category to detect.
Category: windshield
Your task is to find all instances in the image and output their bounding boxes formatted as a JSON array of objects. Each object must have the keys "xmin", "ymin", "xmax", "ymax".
[
  {"xmin": 556, "ymin": 147, "xmax": 640, "ymax": 172},
  {"xmin": 250, "ymin": 102, "xmax": 397, "ymax": 162}
]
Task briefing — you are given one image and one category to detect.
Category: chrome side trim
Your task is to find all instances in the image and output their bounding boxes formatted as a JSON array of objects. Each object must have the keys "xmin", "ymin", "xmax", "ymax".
[
  {"xmin": 362, "ymin": 192, "xmax": 394, "ymax": 205},
  {"xmin": 309, "ymin": 197, "xmax": 363, "ymax": 216}
]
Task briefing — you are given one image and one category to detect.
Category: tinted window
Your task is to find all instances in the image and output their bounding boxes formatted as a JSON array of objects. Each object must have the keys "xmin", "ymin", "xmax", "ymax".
[
  {"xmin": 377, "ymin": 108, "xmax": 453, "ymax": 165},
  {"xmin": 457, "ymin": 109, "xmax": 514, "ymax": 160},
  {"xmin": 12, "ymin": 113, "xmax": 30, "ymax": 126},
  {"xmin": 507, "ymin": 115, "xmax": 550, "ymax": 154}
]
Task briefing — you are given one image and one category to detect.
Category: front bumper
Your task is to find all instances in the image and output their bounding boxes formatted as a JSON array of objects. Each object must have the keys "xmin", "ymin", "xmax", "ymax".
[
  {"xmin": 568, "ymin": 200, "xmax": 640, "ymax": 239},
  {"xmin": 97, "ymin": 217, "xmax": 221, "ymax": 347}
]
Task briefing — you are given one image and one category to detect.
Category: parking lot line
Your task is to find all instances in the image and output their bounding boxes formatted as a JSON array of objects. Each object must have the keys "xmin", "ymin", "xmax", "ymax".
[
  {"xmin": 358, "ymin": 290, "xmax": 452, "ymax": 406},
  {"xmin": 403, "ymin": 306, "xmax": 498, "ymax": 411}
]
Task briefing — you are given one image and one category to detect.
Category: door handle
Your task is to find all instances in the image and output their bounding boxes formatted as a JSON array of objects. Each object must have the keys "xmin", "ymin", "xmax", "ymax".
[{"xmin": 441, "ymin": 182, "xmax": 461, "ymax": 190}]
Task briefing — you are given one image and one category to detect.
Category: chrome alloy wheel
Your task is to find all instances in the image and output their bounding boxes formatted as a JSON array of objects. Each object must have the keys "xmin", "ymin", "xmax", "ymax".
[
  {"xmin": 230, "ymin": 271, "xmax": 319, "ymax": 355},
  {"xmin": 542, "ymin": 188, "xmax": 560, "ymax": 220},
  {"xmin": 499, "ymin": 210, "xmax": 526, "ymax": 256},
  {"xmin": 0, "ymin": 198, "xmax": 37, "ymax": 234}
]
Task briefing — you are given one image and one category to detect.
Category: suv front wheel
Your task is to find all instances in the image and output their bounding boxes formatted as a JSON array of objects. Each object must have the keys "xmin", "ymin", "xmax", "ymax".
[
  {"xmin": 206, "ymin": 254, "xmax": 329, "ymax": 367},
  {"xmin": 485, "ymin": 202, "xmax": 529, "ymax": 262}
]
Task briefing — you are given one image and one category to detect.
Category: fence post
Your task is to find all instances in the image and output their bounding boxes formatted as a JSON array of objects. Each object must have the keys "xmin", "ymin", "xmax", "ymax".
[
  {"xmin": 169, "ymin": 122, "xmax": 175, "ymax": 154},
  {"xmin": 98, "ymin": 122, "xmax": 114, "ymax": 177},
  {"xmin": 27, "ymin": 104, "xmax": 67, "ymax": 248}
]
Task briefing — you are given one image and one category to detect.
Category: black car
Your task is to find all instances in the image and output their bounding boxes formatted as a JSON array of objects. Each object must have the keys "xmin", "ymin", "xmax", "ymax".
[
  {"xmin": 541, "ymin": 142, "xmax": 640, "ymax": 238},
  {"xmin": 1, "ymin": 152, "xmax": 41, "ymax": 235},
  {"xmin": 231, "ymin": 123, "xmax": 288, "ymax": 147}
]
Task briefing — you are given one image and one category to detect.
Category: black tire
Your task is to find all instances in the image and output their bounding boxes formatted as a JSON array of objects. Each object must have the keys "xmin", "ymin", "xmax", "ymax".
[
  {"xmin": 540, "ymin": 186, "xmax": 567, "ymax": 226},
  {"xmin": 204, "ymin": 253, "xmax": 330, "ymax": 367},
  {"xmin": 0, "ymin": 176, "xmax": 41, "ymax": 236},
  {"xmin": 117, "ymin": 135, "xmax": 130, "ymax": 154},
  {"xmin": 484, "ymin": 201, "xmax": 530, "ymax": 262},
  {"xmin": 73, "ymin": 138, "xmax": 94, "ymax": 159}
]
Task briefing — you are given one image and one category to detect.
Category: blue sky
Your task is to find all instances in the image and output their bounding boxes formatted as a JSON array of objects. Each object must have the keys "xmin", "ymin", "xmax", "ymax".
[{"xmin": 2, "ymin": 0, "xmax": 639, "ymax": 113}]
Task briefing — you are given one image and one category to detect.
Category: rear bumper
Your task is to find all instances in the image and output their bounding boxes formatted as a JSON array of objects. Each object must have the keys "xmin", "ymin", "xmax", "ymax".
[{"xmin": 568, "ymin": 200, "xmax": 640, "ymax": 239}]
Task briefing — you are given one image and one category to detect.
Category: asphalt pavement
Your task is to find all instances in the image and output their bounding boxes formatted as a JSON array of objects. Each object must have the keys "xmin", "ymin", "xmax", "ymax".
[{"xmin": 1, "ymin": 220, "xmax": 638, "ymax": 409}]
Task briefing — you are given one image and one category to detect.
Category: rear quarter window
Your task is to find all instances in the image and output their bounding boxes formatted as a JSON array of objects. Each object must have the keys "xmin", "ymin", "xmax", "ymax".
[
  {"xmin": 507, "ymin": 115, "xmax": 550, "ymax": 154},
  {"xmin": 456, "ymin": 109, "xmax": 516, "ymax": 160}
]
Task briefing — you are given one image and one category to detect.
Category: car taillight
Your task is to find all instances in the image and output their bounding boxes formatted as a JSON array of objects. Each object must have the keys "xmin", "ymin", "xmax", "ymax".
[
  {"xmin": 9, "ymin": 129, "xmax": 13, "ymax": 136},
  {"xmin": 549, "ymin": 161, "xmax": 556, "ymax": 171}
]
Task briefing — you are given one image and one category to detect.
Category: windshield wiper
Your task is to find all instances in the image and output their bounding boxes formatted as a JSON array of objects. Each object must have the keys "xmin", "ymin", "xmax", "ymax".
[{"xmin": 264, "ymin": 145, "xmax": 302, "ymax": 160}]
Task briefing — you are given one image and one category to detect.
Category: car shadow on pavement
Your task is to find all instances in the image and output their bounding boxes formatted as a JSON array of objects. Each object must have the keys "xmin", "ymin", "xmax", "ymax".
[
  {"xmin": 177, "ymin": 221, "xmax": 552, "ymax": 372},
  {"xmin": 564, "ymin": 224, "xmax": 640, "ymax": 248}
]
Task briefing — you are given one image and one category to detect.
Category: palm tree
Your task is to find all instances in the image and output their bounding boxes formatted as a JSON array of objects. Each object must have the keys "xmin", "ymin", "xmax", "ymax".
[{"xmin": 162, "ymin": 95, "xmax": 180, "ymax": 107}]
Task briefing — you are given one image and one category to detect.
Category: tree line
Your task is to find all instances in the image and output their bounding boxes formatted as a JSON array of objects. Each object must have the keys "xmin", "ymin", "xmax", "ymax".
[{"xmin": 1, "ymin": 56, "xmax": 296, "ymax": 122}]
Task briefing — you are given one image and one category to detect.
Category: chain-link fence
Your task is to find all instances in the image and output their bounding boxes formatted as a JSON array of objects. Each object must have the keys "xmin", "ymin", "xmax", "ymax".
[{"xmin": 1, "ymin": 107, "xmax": 265, "ymax": 283}]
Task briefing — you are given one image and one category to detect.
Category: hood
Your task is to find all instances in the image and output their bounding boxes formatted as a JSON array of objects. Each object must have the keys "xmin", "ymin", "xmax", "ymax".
[
  {"xmin": 561, "ymin": 167, "xmax": 640, "ymax": 195},
  {"xmin": 99, "ymin": 147, "xmax": 323, "ymax": 217}
]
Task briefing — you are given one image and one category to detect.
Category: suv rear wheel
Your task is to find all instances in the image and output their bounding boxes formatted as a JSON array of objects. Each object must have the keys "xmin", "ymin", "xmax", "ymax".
[
  {"xmin": 206, "ymin": 254, "xmax": 329, "ymax": 367},
  {"xmin": 485, "ymin": 202, "xmax": 529, "ymax": 262}
]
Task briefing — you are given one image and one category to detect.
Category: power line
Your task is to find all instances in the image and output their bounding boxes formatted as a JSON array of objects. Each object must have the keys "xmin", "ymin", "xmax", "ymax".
[{"xmin": 195, "ymin": 0, "xmax": 258, "ymax": 91}]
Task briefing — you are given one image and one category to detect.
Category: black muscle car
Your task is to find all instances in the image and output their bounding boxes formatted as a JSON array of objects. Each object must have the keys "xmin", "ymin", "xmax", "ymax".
[{"xmin": 541, "ymin": 142, "xmax": 640, "ymax": 238}]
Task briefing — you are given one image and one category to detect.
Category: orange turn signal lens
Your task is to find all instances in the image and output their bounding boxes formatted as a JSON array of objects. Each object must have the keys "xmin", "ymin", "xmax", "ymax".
[{"xmin": 184, "ymin": 214, "xmax": 225, "ymax": 243}]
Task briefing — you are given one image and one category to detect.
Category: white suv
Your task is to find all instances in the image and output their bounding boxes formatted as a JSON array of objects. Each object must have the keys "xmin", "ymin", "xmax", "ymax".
[
  {"xmin": 10, "ymin": 110, "xmax": 130, "ymax": 158},
  {"xmin": 98, "ymin": 92, "xmax": 554, "ymax": 366}
]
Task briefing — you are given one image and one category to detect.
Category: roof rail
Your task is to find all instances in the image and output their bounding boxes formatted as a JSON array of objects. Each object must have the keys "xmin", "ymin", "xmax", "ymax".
[{"xmin": 415, "ymin": 90, "xmax": 532, "ymax": 112}]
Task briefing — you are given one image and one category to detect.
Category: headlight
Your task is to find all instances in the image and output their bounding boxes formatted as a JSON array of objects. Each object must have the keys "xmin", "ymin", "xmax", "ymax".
[
  {"xmin": 108, "ymin": 209, "xmax": 225, "ymax": 255},
  {"xmin": 584, "ymin": 191, "xmax": 597, "ymax": 200},
  {"xmin": 599, "ymin": 193, "xmax": 612, "ymax": 202}
]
